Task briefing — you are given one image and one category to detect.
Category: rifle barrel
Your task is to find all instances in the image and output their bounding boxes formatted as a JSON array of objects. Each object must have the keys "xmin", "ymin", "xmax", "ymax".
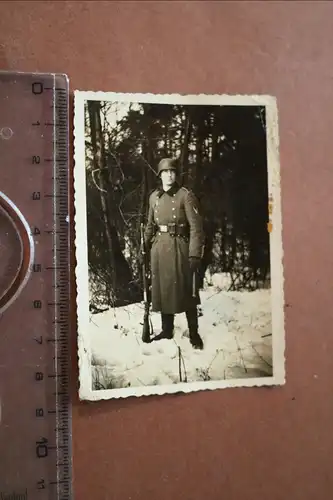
[
  {"xmin": 192, "ymin": 271, "xmax": 197, "ymax": 297},
  {"xmin": 141, "ymin": 222, "xmax": 151, "ymax": 343}
]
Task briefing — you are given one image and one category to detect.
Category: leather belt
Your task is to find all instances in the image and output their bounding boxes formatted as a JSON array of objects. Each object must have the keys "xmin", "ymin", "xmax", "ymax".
[{"xmin": 157, "ymin": 223, "xmax": 189, "ymax": 237}]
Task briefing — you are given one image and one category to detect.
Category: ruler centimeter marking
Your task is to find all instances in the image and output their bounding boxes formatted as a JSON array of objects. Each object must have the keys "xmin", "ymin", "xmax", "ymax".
[
  {"xmin": 0, "ymin": 72, "xmax": 72, "ymax": 500},
  {"xmin": 50, "ymin": 78, "xmax": 72, "ymax": 500},
  {"xmin": 32, "ymin": 77, "xmax": 71, "ymax": 499}
]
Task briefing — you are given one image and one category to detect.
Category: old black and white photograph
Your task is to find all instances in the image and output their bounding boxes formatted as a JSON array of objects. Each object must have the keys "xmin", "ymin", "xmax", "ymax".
[{"xmin": 74, "ymin": 91, "xmax": 285, "ymax": 400}]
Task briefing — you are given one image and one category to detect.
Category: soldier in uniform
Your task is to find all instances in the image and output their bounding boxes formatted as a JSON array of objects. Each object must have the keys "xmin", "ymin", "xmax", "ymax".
[{"xmin": 143, "ymin": 158, "xmax": 205, "ymax": 349}]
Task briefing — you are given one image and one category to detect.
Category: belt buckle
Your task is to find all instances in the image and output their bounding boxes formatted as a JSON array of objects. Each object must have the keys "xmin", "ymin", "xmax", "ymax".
[{"xmin": 160, "ymin": 225, "xmax": 167, "ymax": 233}]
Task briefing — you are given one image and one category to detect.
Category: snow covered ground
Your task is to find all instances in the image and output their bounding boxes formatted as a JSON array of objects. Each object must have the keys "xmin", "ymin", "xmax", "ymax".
[{"xmin": 88, "ymin": 273, "xmax": 273, "ymax": 391}]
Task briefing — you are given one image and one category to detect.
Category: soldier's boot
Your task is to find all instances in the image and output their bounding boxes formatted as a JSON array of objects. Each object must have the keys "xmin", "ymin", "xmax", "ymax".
[
  {"xmin": 152, "ymin": 313, "xmax": 174, "ymax": 341},
  {"xmin": 186, "ymin": 308, "xmax": 204, "ymax": 350}
]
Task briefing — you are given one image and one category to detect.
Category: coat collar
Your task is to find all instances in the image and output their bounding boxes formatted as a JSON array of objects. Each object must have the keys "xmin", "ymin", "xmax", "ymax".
[{"xmin": 156, "ymin": 182, "xmax": 180, "ymax": 198}]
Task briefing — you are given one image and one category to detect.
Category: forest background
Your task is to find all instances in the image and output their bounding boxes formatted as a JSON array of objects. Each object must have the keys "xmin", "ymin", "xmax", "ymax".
[{"xmin": 84, "ymin": 100, "xmax": 270, "ymax": 314}]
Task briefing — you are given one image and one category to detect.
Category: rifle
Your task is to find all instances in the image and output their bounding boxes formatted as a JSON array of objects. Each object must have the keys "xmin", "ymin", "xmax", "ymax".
[
  {"xmin": 140, "ymin": 222, "xmax": 152, "ymax": 343},
  {"xmin": 192, "ymin": 269, "xmax": 197, "ymax": 298}
]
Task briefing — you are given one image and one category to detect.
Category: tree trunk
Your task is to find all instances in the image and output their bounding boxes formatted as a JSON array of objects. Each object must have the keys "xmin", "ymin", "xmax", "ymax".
[
  {"xmin": 87, "ymin": 101, "xmax": 114, "ymax": 292},
  {"xmin": 221, "ymin": 215, "xmax": 227, "ymax": 271},
  {"xmin": 180, "ymin": 109, "xmax": 191, "ymax": 186},
  {"xmin": 88, "ymin": 101, "xmax": 140, "ymax": 307}
]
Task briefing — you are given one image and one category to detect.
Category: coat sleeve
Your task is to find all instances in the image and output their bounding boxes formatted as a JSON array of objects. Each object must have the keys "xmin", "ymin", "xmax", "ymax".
[
  {"xmin": 144, "ymin": 193, "xmax": 155, "ymax": 249},
  {"xmin": 183, "ymin": 190, "xmax": 205, "ymax": 259}
]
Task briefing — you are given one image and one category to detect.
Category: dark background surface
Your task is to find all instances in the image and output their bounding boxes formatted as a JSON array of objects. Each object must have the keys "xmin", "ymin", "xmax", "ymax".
[{"xmin": 1, "ymin": 1, "xmax": 333, "ymax": 499}]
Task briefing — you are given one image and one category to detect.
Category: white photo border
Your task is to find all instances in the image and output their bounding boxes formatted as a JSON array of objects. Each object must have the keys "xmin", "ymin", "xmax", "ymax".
[{"xmin": 73, "ymin": 91, "xmax": 285, "ymax": 401}]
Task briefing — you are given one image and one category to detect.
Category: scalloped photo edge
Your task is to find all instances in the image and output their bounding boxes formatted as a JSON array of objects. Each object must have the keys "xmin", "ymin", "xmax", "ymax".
[{"xmin": 73, "ymin": 91, "xmax": 285, "ymax": 401}]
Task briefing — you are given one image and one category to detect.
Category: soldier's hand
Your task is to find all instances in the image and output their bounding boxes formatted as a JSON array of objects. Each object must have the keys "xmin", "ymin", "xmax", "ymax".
[
  {"xmin": 189, "ymin": 257, "xmax": 201, "ymax": 272},
  {"xmin": 139, "ymin": 249, "xmax": 150, "ymax": 265}
]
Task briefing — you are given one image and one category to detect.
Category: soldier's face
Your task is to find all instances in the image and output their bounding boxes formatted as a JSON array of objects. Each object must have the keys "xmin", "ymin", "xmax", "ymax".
[{"xmin": 161, "ymin": 169, "xmax": 176, "ymax": 186}]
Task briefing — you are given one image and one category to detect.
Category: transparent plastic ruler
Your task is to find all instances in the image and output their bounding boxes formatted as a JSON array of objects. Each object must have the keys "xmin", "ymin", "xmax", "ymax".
[{"xmin": 0, "ymin": 71, "xmax": 72, "ymax": 499}]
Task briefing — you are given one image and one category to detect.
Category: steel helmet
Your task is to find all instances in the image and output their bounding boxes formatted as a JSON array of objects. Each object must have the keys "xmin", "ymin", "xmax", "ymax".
[{"xmin": 157, "ymin": 158, "xmax": 178, "ymax": 176}]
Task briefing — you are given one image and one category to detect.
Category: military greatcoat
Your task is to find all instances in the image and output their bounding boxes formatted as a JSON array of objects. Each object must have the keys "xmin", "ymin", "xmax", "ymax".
[{"xmin": 144, "ymin": 182, "xmax": 205, "ymax": 314}]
